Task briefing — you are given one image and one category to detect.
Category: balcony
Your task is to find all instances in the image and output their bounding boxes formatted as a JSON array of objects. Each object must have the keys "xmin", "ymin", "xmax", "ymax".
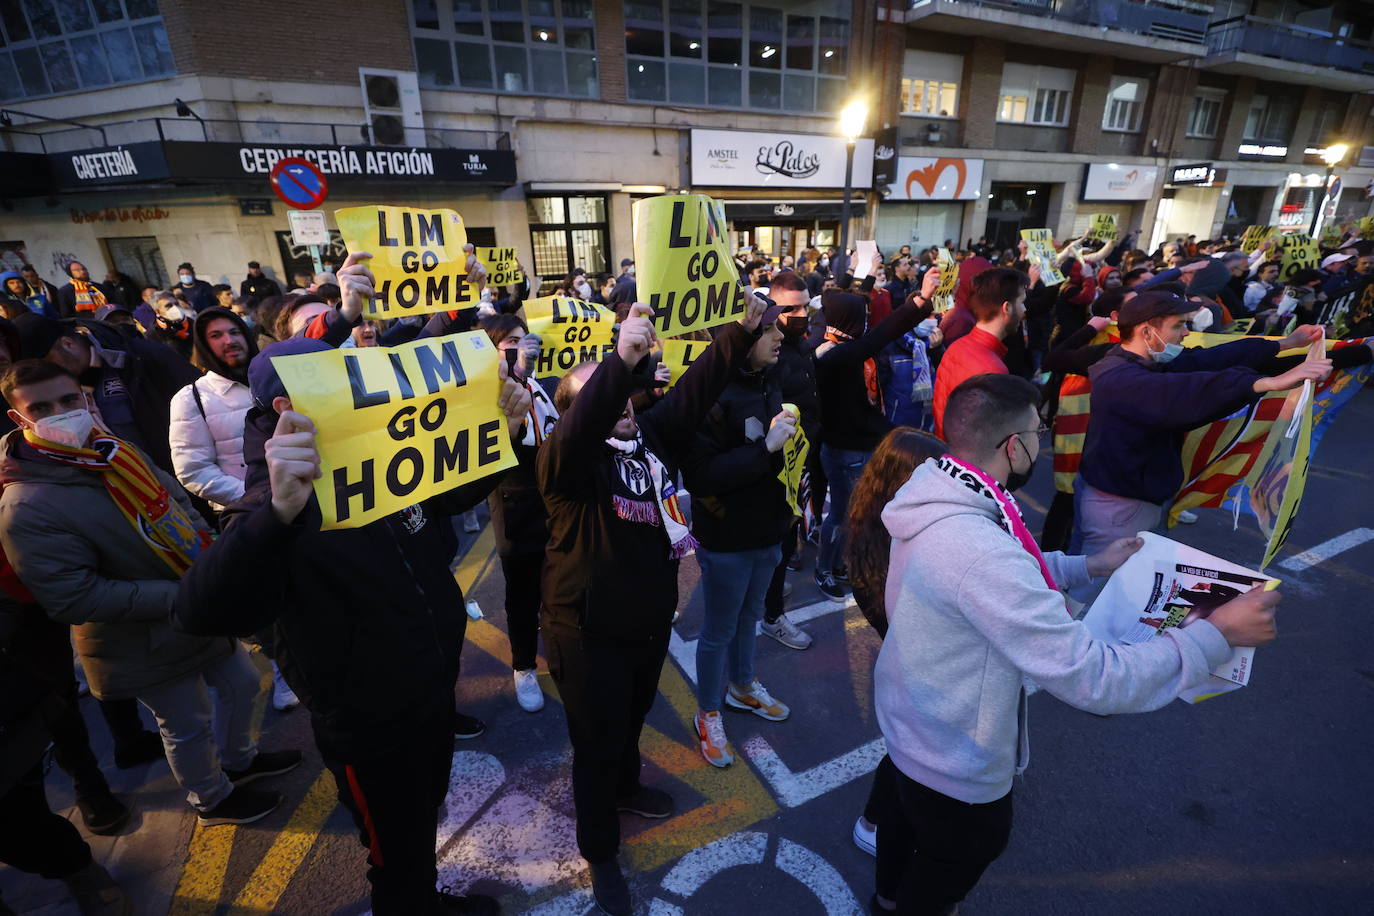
[
  {"xmin": 1201, "ymin": 16, "xmax": 1374, "ymax": 92},
  {"xmin": 897, "ymin": 0, "xmax": 1209, "ymax": 63}
]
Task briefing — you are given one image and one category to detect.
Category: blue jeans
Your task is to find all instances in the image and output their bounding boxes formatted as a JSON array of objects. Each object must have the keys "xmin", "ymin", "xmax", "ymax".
[
  {"xmin": 695, "ymin": 544, "xmax": 782, "ymax": 712},
  {"xmin": 818, "ymin": 444, "xmax": 870, "ymax": 573}
]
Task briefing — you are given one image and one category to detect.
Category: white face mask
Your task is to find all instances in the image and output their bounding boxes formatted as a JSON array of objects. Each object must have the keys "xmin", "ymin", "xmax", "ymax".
[
  {"xmin": 626, "ymin": 265, "xmax": 635, "ymax": 276},
  {"xmin": 1189, "ymin": 307, "xmax": 1213, "ymax": 332},
  {"xmin": 575, "ymin": 280, "xmax": 592, "ymax": 298},
  {"xmin": 26, "ymin": 408, "xmax": 95, "ymax": 448},
  {"xmin": 179, "ymin": 273, "xmax": 194, "ymax": 285}
]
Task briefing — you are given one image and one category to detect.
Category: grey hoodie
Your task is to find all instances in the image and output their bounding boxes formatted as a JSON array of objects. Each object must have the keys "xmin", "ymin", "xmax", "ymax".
[{"xmin": 874, "ymin": 458, "xmax": 1233, "ymax": 804}]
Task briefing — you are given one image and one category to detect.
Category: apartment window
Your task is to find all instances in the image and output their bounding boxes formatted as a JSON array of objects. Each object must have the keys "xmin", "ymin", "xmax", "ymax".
[
  {"xmin": 625, "ymin": 0, "xmax": 847, "ymax": 112},
  {"xmin": 1102, "ymin": 75, "xmax": 1146, "ymax": 132},
  {"xmin": 1307, "ymin": 96, "xmax": 1345, "ymax": 145},
  {"xmin": 997, "ymin": 63, "xmax": 1074, "ymax": 127},
  {"xmin": 1243, "ymin": 93, "xmax": 1297, "ymax": 143},
  {"xmin": 899, "ymin": 50, "xmax": 960, "ymax": 118},
  {"xmin": 1186, "ymin": 88, "xmax": 1224, "ymax": 139},
  {"xmin": 410, "ymin": 0, "xmax": 598, "ymax": 97},
  {"xmin": 527, "ymin": 194, "xmax": 610, "ymax": 282},
  {"xmin": 0, "ymin": 0, "xmax": 173, "ymax": 102}
]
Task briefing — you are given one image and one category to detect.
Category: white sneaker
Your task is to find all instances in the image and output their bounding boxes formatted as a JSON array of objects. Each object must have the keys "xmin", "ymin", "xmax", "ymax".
[
  {"xmin": 852, "ymin": 815, "xmax": 877, "ymax": 856},
  {"xmin": 514, "ymin": 669, "xmax": 544, "ymax": 712},
  {"xmin": 271, "ymin": 662, "xmax": 299, "ymax": 712},
  {"xmin": 1176, "ymin": 509, "xmax": 1198, "ymax": 524},
  {"xmin": 761, "ymin": 614, "xmax": 813, "ymax": 650}
]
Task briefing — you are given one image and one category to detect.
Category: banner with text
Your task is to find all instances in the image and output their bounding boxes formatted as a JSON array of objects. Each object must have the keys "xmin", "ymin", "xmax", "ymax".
[
  {"xmin": 1250, "ymin": 333, "xmax": 1323, "ymax": 569},
  {"xmin": 520, "ymin": 295, "xmax": 616, "ymax": 378},
  {"xmin": 931, "ymin": 247, "xmax": 959, "ymax": 313},
  {"xmin": 1240, "ymin": 225, "xmax": 1277, "ymax": 253},
  {"xmin": 1277, "ymin": 233, "xmax": 1318, "ymax": 283},
  {"xmin": 777, "ymin": 402, "xmax": 810, "ymax": 517},
  {"xmin": 271, "ymin": 331, "xmax": 515, "ymax": 529},
  {"xmin": 1085, "ymin": 213, "xmax": 1117, "ymax": 242},
  {"xmin": 658, "ymin": 338, "xmax": 710, "ymax": 388},
  {"xmin": 478, "ymin": 246, "xmax": 524, "ymax": 286},
  {"xmin": 335, "ymin": 205, "xmax": 477, "ymax": 319},
  {"xmin": 1020, "ymin": 228, "xmax": 1065, "ymax": 286},
  {"xmin": 634, "ymin": 194, "xmax": 747, "ymax": 337}
]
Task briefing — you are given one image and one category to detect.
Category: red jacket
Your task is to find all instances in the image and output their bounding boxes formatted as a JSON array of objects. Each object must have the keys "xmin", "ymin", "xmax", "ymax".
[{"xmin": 931, "ymin": 326, "xmax": 1009, "ymax": 438}]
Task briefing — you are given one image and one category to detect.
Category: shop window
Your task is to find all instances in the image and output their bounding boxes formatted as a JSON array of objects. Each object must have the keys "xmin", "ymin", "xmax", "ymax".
[
  {"xmin": 411, "ymin": 0, "xmax": 598, "ymax": 99},
  {"xmin": 625, "ymin": 0, "xmax": 847, "ymax": 111},
  {"xmin": 0, "ymin": 0, "xmax": 172, "ymax": 102},
  {"xmin": 527, "ymin": 194, "xmax": 610, "ymax": 285},
  {"xmin": 899, "ymin": 50, "xmax": 960, "ymax": 118},
  {"xmin": 1186, "ymin": 89, "xmax": 1224, "ymax": 139},
  {"xmin": 1102, "ymin": 75, "xmax": 1146, "ymax": 133},
  {"xmin": 997, "ymin": 64, "xmax": 1074, "ymax": 127}
]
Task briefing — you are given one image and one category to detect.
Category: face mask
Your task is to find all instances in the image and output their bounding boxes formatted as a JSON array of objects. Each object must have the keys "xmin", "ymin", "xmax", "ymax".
[
  {"xmin": 819, "ymin": 257, "xmax": 829, "ymax": 269},
  {"xmin": 626, "ymin": 266, "xmax": 635, "ymax": 277},
  {"xmin": 27, "ymin": 408, "xmax": 95, "ymax": 448},
  {"xmin": 1145, "ymin": 326, "xmax": 1183, "ymax": 363},
  {"xmin": 576, "ymin": 281, "xmax": 592, "ymax": 298},
  {"xmin": 241, "ymin": 314, "xmax": 255, "ymax": 329},
  {"xmin": 1005, "ymin": 436, "xmax": 1035, "ymax": 492},
  {"xmin": 780, "ymin": 316, "xmax": 808, "ymax": 340},
  {"xmin": 1276, "ymin": 293, "xmax": 1298, "ymax": 317},
  {"xmin": 480, "ymin": 287, "xmax": 493, "ymax": 303},
  {"xmin": 179, "ymin": 274, "xmax": 194, "ymax": 285},
  {"xmin": 1190, "ymin": 308, "xmax": 1213, "ymax": 332}
]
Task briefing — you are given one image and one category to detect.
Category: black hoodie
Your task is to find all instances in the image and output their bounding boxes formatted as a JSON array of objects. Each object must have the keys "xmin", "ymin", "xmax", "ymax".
[{"xmin": 190, "ymin": 306, "xmax": 258, "ymax": 385}]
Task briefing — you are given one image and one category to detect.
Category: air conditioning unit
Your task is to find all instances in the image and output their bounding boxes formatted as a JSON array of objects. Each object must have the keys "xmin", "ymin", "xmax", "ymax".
[{"xmin": 358, "ymin": 68, "xmax": 424, "ymax": 146}]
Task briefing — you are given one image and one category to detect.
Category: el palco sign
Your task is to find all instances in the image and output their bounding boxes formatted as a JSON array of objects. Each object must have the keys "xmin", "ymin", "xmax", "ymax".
[{"xmin": 690, "ymin": 129, "xmax": 874, "ymax": 189}]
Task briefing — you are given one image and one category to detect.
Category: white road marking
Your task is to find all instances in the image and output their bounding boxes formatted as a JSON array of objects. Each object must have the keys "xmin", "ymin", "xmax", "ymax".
[
  {"xmin": 740, "ymin": 735, "xmax": 886, "ymax": 809},
  {"xmin": 668, "ymin": 597, "xmax": 856, "ymax": 687},
  {"xmin": 1278, "ymin": 528, "xmax": 1374, "ymax": 571},
  {"xmin": 659, "ymin": 831, "xmax": 768, "ymax": 897},
  {"xmin": 524, "ymin": 888, "xmax": 596, "ymax": 915},
  {"xmin": 775, "ymin": 838, "xmax": 865, "ymax": 915}
]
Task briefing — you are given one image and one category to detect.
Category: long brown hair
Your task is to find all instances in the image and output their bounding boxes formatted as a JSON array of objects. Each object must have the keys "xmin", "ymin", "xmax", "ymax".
[{"xmin": 846, "ymin": 427, "xmax": 946, "ymax": 635}]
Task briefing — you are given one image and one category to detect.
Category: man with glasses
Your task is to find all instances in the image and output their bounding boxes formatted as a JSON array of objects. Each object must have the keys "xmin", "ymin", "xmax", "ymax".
[{"xmin": 930, "ymin": 267, "xmax": 1029, "ymax": 438}]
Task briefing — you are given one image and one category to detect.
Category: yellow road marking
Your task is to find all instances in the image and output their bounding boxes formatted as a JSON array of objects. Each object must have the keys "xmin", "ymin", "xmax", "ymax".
[
  {"xmin": 227, "ymin": 772, "xmax": 338, "ymax": 914},
  {"xmin": 168, "ymin": 822, "xmax": 236, "ymax": 916}
]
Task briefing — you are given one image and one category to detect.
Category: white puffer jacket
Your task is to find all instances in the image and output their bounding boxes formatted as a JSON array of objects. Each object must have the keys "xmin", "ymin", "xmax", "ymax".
[{"xmin": 169, "ymin": 372, "xmax": 252, "ymax": 510}]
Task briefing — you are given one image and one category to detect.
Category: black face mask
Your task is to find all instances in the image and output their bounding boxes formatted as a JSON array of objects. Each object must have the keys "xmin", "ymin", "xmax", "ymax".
[
  {"xmin": 780, "ymin": 316, "xmax": 808, "ymax": 340},
  {"xmin": 1004, "ymin": 436, "xmax": 1036, "ymax": 492}
]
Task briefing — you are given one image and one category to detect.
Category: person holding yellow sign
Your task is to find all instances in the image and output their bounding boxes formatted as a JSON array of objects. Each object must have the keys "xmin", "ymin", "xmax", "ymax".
[
  {"xmin": 175, "ymin": 251, "xmax": 531, "ymax": 916},
  {"xmin": 536, "ymin": 294, "xmax": 769, "ymax": 916}
]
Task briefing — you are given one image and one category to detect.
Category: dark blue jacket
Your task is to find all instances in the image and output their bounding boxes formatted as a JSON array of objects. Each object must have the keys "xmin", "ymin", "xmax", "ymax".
[{"xmin": 1080, "ymin": 338, "xmax": 1278, "ymax": 505}]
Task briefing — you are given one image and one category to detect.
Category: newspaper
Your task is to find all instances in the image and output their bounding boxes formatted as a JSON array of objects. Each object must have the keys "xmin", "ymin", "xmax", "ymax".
[{"xmin": 1082, "ymin": 532, "xmax": 1273, "ymax": 704}]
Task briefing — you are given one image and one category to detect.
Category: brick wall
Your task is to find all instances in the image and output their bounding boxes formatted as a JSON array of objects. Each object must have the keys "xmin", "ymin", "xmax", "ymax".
[
  {"xmin": 594, "ymin": 0, "xmax": 626, "ymax": 104},
  {"xmin": 1068, "ymin": 55, "xmax": 1112, "ymax": 156},
  {"xmin": 1216, "ymin": 76, "xmax": 1255, "ymax": 157},
  {"xmin": 161, "ymin": 0, "xmax": 415, "ymax": 83},
  {"xmin": 1142, "ymin": 64, "xmax": 1199, "ymax": 158},
  {"xmin": 960, "ymin": 37, "xmax": 1003, "ymax": 149}
]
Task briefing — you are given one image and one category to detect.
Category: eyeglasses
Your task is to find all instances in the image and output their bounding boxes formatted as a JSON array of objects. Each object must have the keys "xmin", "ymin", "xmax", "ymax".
[{"xmin": 998, "ymin": 425, "xmax": 1049, "ymax": 447}]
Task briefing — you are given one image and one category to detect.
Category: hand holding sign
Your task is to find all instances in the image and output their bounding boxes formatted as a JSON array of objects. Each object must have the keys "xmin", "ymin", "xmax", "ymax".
[
  {"xmin": 337, "ymin": 251, "xmax": 376, "ymax": 324},
  {"xmin": 516, "ymin": 333, "xmax": 542, "ymax": 378},
  {"xmin": 267, "ymin": 410, "xmax": 322, "ymax": 524},
  {"xmin": 920, "ymin": 264, "xmax": 942, "ymax": 301},
  {"xmin": 496, "ymin": 358, "xmax": 532, "ymax": 435},
  {"xmin": 335, "ymin": 205, "xmax": 474, "ymax": 319},
  {"xmin": 1277, "ymin": 324, "xmax": 1323, "ymax": 351},
  {"xmin": 1205, "ymin": 585, "xmax": 1279, "ymax": 648},
  {"xmin": 618, "ymin": 305, "xmax": 658, "ymax": 366},
  {"xmin": 764, "ymin": 409, "xmax": 798, "ymax": 453},
  {"xmin": 738, "ymin": 290, "xmax": 770, "ymax": 332}
]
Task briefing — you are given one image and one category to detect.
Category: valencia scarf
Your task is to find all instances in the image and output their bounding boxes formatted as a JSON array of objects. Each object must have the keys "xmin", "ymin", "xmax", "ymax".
[
  {"xmin": 24, "ymin": 430, "xmax": 211, "ymax": 576},
  {"xmin": 70, "ymin": 279, "xmax": 107, "ymax": 313},
  {"xmin": 936, "ymin": 454, "xmax": 1068, "ymax": 615},
  {"xmin": 823, "ymin": 326, "xmax": 882, "ymax": 409},
  {"xmin": 603, "ymin": 433, "xmax": 697, "ymax": 559}
]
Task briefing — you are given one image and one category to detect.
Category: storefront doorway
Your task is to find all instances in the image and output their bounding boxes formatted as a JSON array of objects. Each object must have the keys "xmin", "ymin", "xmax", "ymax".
[
  {"xmin": 1221, "ymin": 187, "xmax": 1271, "ymax": 239},
  {"xmin": 984, "ymin": 183, "xmax": 1050, "ymax": 250},
  {"xmin": 731, "ymin": 222, "xmax": 838, "ymax": 261},
  {"xmin": 103, "ymin": 236, "xmax": 169, "ymax": 289}
]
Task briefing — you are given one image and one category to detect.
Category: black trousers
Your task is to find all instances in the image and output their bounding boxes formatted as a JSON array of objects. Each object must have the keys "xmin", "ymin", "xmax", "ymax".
[
  {"xmin": 543, "ymin": 624, "xmax": 666, "ymax": 864},
  {"xmin": 26, "ymin": 615, "xmax": 111, "ymax": 801},
  {"xmin": 862, "ymin": 754, "xmax": 899, "ymax": 825},
  {"xmin": 312, "ymin": 710, "xmax": 455, "ymax": 916},
  {"xmin": 500, "ymin": 550, "xmax": 544, "ymax": 671},
  {"xmin": 96, "ymin": 696, "xmax": 150, "ymax": 748},
  {"xmin": 763, "ymin": 520, "xmax": 801, "ymax": 625},
  {"xmin": 874, "ymin": 761, "xmax": 1013, "ymax": 914},
  {"xmin": 1039, "ymin": 490, "xmax": 1076, "ymax": 555},
  {"xmin": 0, "ymin": 762, "xmax": 92, "ymax": 879}
]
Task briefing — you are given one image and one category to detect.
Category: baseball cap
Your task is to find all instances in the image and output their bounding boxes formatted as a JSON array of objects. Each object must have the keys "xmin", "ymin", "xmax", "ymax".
[
  {"xmin": 247, "ymin": 260, "xmax": 260, "ymax": 269},
  {"xmin": 249, "ymin": 337, "xmax": 332, "ymax": 410},
  {"xmin": 1116, "ymin": 289, "xmax": 1196, "ymax": 328},
  {"xmin": 1320, "ymin": 252, "xmax": 1352, "ymax": 269},
  {"xmin": 11, "ymin": 312, "xmax": 70, "ymax": 360},
  {"xmin": 620, "ymin": 258, "xmax": 634, "ymax": 268}
]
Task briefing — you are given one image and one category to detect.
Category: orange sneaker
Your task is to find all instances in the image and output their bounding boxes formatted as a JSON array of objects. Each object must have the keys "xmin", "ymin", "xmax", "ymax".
[
  {"xmin": 725, "ymin": 680, "xmax": 790, "ymax": 721},
  {"xmin": 694, "ymin": 711, "xmax": 734, "ymax": 768}
]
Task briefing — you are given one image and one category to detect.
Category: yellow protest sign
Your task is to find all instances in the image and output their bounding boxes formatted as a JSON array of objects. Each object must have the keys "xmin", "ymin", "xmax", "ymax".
[
  {"xmin": 1277, "ymin": 233, "xmax": 1318, "ymax": 283},
  {"xmin": 1229, "ymin": 317, "xmax": 1254, "ymax": 334},
  {"xmin": 1251, "ymin": 333, "xmax": 1322, "ymax": 569},
  {"xmin": 520, "ymin": 295, "xmax": 615, "ymax": 378},
  {"xmin": 776, "ymin": 402, "xmax": 810, "ymax": 517},
  {"xmin": 658, "ymin": 338, "xmax": 710, "ymax": 388},
  {"xmin": 335, "ymin": 205, "xmax": 477, "ymax": 320},
  {"xmin": 931, "ymin": 248, "xmax": 959, "ymax": 313},
  {"xmin": 1240, "ymin": 225, "xmax": 1276, "ymax": 253},
  {"xmin": 271, "ymin": 331, "xmax": 515, "ymax": 530},
  {"xmin": 633, "ymin": 194, "xmax": 747, "ymax": 337},
  {"xmin": 1086, "ymin": 213, "xmax": 1116, "ymax": 242},
  {"xmin": 1359, "ymin": 217, "xmax": 1374, "ymax": 238},
  {"xmin": 478, "ymin": 247, "xmax": 524, "ymax": 287},
  {"xmin": 1020, "ymin": 228, "xmax": 1065, "ymax": 285}
]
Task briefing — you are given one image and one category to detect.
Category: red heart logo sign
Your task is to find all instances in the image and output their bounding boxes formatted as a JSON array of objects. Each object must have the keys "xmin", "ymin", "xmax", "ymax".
[
  {"xmin": 906, "ymin": 158, "xmax": 967, "ymax": 200},
  {"xmin": 1123, "ymin": 170, "xmax": 1139, "ymax": 183}
]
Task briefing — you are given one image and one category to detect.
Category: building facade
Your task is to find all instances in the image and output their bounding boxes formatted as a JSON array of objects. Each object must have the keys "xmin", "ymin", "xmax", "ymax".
[{"xmin": 0, "ymin": 0, "xmax": 1370, "ymax": 293}]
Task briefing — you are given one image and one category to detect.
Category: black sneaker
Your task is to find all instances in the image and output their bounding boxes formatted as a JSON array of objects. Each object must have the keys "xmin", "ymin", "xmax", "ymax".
[
  {"xmin": 454, "ymin": 712, "xmax": 486, "ymax": 740},
  {"xmin": 616, "ymin": 785, "xmax": 673, "ymax": 819},
  {"xmin": 113, "ymin": 730, "xmax": 165, "ymax": 769},
  {"xmin": 437, "ymin": 887, "xmax": 500, "ymax": 914},
  {"xmin": 77, "ymin": 792, "xmax": 131, "ymax": 836},
  {"xmin": 814, "ymin": 570, "xmax": 848, "ymax": 603},
  {"xmin": 197, "ymin": 786, "xmax": 280, "ymax": 826},
  {"xmin": 225, "ymin": 750, "xmax": 303, "ymax": 786},
  {"xmin": 589, "ymin": 860, "xmax": 631, "ymax": 916},
  {"xmin": 833, "ymin": 564, "xmax": 851, "ymax": 584},
  {"xmin": 786, "ymin": 552, "xmax": 803, "ymax": 572}
]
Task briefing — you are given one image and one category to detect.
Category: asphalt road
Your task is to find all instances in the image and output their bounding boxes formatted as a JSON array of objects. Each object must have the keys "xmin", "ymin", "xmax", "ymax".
[{"xmin": 3, "ymin": 388, "xmax": 1372, "ymax": 916}]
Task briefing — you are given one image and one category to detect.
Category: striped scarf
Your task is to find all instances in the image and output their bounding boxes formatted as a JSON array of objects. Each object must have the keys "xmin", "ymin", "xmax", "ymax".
[
  {"xmin": 603, "ymin": 433, "xmax": 697, "ymax": 559},
  {"xmin": 24, "ymin": 430, "xmax": 210, "ymax": 576},
  {"xmin": 70, "ymin": 279, "xmax": 107, "ymax": 313}
]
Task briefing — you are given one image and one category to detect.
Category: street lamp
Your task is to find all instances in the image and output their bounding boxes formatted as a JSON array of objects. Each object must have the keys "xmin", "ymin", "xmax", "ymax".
[
  {"xmin": 1309, "ymin": 142, "xmax": 1349, "ymax": 237},
  {"xmin": 837, "ymin": 99, "xmax": 868, "ymax": 264}
]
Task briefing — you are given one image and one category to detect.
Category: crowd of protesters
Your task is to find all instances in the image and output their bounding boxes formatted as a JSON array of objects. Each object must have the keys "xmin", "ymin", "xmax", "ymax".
[{"xmin": 1, "ymin": 216, "xmax": 1371, "ymax": 916}]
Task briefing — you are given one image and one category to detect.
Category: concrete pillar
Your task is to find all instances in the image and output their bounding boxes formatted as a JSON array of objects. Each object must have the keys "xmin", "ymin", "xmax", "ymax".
[
  {"xmin": 1216, "ymin": 76, "xmax": 1256, "ymax": 158},
  {"xmin": 960, "ymin": 37, "xmax": 1003, "ymax": 150},
  {"xmin": 1285, "ymin": 85, "xmax": 1326, "ymax": 164},
  {"xmin": 1143, "ymin": 64, "xmax": 1198, "ymax": 156},
  {"xmin": 1069, "ymin": 55, "xmax": 1113, "ymax": 156}
]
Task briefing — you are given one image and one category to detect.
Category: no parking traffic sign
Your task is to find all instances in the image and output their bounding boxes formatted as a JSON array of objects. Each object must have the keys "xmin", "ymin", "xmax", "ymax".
[{"xmin": 270, "ymin": 157, "xmax": 328, "ymax": 210}]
